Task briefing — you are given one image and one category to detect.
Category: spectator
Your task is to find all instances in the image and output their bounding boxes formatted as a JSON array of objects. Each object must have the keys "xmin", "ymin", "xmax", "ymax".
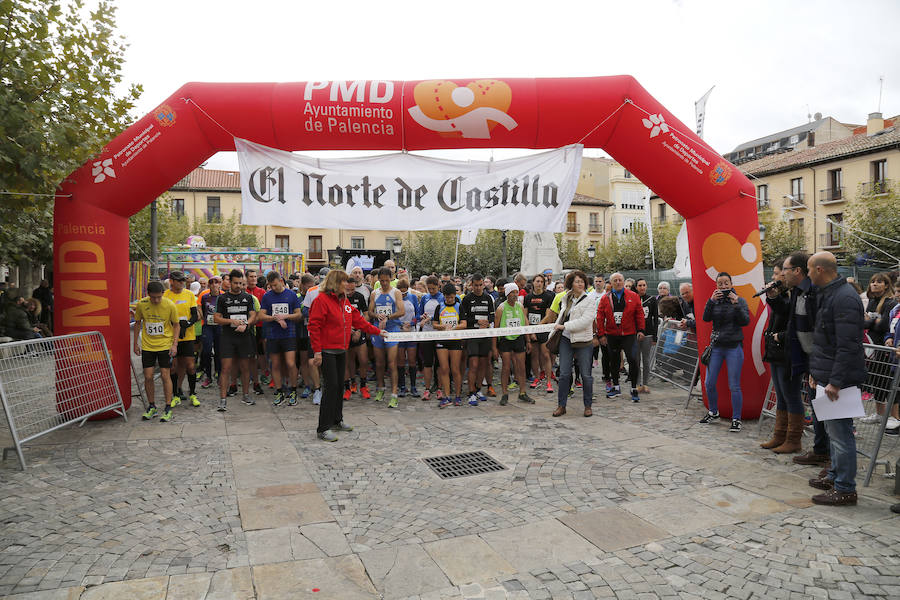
[
  {"xmin": 32, "ymin": 279, "xmax": 53, "ymax": 328},
  {"xmin": 698, "ymin": 272, "xmax": 750, "ymax": 432},
  {"xmin": 24, "ymin": 298, "xmax": 52, "ymax": 338},
  {"xmin": 805, "ymin": 251, "xmax": 866, "ymax": 506},
  {"xmin": 596, "ymin": 272, "xmax": 646, "ymax": 403},
  {"xmin": 863, "ymin": 273, "xmax": 896, "ymax": 344},
  {"xmin": 761, "ymin": 253, "xmax": 815, "ymax": 454},
  {"xmin": 881, "ymin": 279, "xmax": 900, "ymax": 435},
  {"xmin": 657, "ymin": 281, "xmax": 670, "ymax": 299},
  {"xmin": 678, "ymin": 283, "xmax": 696, "ymax": 331},
  {"xmin": 2, "ymin": 289, "xmax": 38, "ymax": 340},
  {"xmin": 551, "ymin": 271, "xmax": 598, "ymax": 417},
  {"xmin": 634, "ymin": 278, "xmax": 658, "ymax": 393}
]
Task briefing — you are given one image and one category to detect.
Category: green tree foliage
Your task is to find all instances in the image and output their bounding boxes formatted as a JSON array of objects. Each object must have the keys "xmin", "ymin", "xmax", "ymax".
[
  {"xmin": 843, "ymin": 185, "xmax": 900, "ymax": 268},
  {"xmin": 758, "ymin": 208, "xmax": 806, "ymax": 267},
  {"xmin": 404, "ymin": 230, "xmax": 523, "ymax": 278},
  {"xmin": 128, "ymin": 197, "xmax": 260, "ymax": 260},
  {"xmin": 0, "ymin": 0, "xmax": 141, "ymax": 264}
]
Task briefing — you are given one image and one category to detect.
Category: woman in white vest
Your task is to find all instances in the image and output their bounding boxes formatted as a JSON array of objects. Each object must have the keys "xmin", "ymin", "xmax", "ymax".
[{"xmin": 551, "ymin": 270, "xmax": 599, "ymax": 418}]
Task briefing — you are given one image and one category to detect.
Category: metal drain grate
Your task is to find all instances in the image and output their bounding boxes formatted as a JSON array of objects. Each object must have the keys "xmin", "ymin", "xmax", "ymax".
[{"xmin": 422, "ymin": 451, "xmax": 507, "ymax": 480}]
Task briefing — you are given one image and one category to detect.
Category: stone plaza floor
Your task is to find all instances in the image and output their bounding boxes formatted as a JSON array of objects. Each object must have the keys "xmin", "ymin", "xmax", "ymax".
[{"xmin": 1, "ymin": 370, "xmax": 899, "ymax": 600}]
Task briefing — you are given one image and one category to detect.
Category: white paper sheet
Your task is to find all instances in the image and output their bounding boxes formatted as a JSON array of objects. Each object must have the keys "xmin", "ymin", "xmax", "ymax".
[{"xmin": 811, "ymin": 385, "xmax": 865, "ymax": 421}]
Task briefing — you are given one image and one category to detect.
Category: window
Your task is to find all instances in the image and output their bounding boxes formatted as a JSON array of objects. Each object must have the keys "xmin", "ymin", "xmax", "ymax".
[
  {"xmin": 756, "ymin": 184, "xmax": 769, "ymax": 208},
  {"xmin": 789, "ymin": 178, "xmax": 804, "ymax": 205},
  {"xmin": 385, "ymin": 237, "xmax": 400, "ymax": 251},
  {"xmin": 824, "ymin": 213, "xmax": 842, "ymax": 247},
  {"xmin": 826, "ymin": 169, "xmax": 842, "ymax": 201},
  {"xmin": 206, "ymin": 196, "xmax": 220, "ymax": 222},
  {"xmin": 275, "ymin": 235, "xmax": 290, "ymax": 250},
  {"xmin": 623, "ymin": 169, "xmax": 632, "ymax": 179},
  {"xmin": 589, "ymin": 212, "xmax": 600, "ymax": 233},
  {"xmin": 873, "ymin": 159, "xmax": 887, "ymax": 183},
  {"xmin": 566, "ymin": 212, "xmax": 578, "ymax": 233},
  {"xmin": 789, "ymin": 134, "xmax": 799, "ymax": 144},
  {"xmin": 172, "ymin": 198, "xmax": 185, "ymax": 218},
  {"xmin": 789, "ymin": 218, "xmax": 805, "ymax": 238},
  {"xmin": 351, "ymin": 237, "xmax": 365, "ymax": 249},
  {"xmin": 308, "ymin": 235, "xmax": 323, "ymax": 260}
]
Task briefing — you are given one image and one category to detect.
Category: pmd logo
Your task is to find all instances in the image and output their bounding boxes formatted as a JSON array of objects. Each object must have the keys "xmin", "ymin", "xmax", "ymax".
[{"xmin": 248, "ymin": 167, "xmax": 285, "ymax": 203}]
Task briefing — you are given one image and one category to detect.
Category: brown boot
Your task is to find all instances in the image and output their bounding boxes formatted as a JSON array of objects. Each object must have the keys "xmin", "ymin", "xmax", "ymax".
[
  {"xmin": 760, "ymin": 409, "xmax": 788, "ymax": 449},
  {"xmin": 773, "ymin": 412, "xmax": 804, "ymax": 454}
]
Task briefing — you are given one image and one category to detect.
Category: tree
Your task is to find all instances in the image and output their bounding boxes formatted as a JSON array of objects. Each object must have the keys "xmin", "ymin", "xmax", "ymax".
[
  {"xmin": 0, "ymin": 0, "xmax": 141, "ymax": 272},
  {"xmin": 758, "ymin": 208, "xmax": 806, "ymax": 266},
  {"xmin": 842, "ymin": 185, "xmax": 900, "ymax": 269},
  {"xmin": 404, "ymin": 230, "xmax": 524, "ymax": 278}
]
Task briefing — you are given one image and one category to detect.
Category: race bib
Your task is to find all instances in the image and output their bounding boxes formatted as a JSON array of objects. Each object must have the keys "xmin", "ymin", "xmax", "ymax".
[
  {"xmin": 232, "ymin": 314, "xmax": 248, "ymax": 325},
  {"xmin": 528, "ymin": 313, "xmax": 541, "ymax": 325},
  {"xmin": 206, "ymin": 313, "xmax": 216, "ymax": 325},
  {"xmin": 507, "ymin": 318, "xmax": 521, "ymax": 329},
  {"xmin": 643, "ymin": 306, "xmax": 649, "ymax": 318},
  {"xmin": 440, "ymin": 316, "xmax": 458, "ymax": 329},
  {"xmin": 376, "ymin": 305, "xmax": 391, "ymax": 318},
  {"xmin": 146, "ymin": 322, "xmax": 164, "ymax": 336},
  {"xmin": 614, "ymin": 311, "xmax": 623, "ymax": 325},
  {"xmin": 271, "ymin": 303, "xmax": 290, "ymax": 316}
]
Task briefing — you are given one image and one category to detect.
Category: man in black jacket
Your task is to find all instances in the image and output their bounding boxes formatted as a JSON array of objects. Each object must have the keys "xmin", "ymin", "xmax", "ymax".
[{"xmin": 806, "ymin": 252, "xmax": 866, "ymax": 506}]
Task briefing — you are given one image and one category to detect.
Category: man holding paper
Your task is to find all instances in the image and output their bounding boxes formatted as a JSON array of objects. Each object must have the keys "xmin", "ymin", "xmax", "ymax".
[{"xmin": 806, "ymin": 252, "xmax": 867, "ymax": 506}]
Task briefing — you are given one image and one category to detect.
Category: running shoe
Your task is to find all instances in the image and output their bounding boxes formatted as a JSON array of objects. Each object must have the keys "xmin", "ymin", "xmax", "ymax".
[
  {"xmin": 312, "ymin": 389, "xmax": 322, "ymax": 405},
  {"xmin": 260, "ymin": 373, "xmax": 271, "ymax": 385},
  {"xmin": 350, "ymin": 382, "xmax": 359, "ymax": 394},
  {"xmin": 507, "ymin": 382, "xmax": 518, "ymax": 391},
  {"xmin": 575, "ymin": 380, "xmax": 583, "ymax": 388},
  {"xmin": 605, "ymin": 380, "xmax": 612, "ymax": 393},
  {"xmin": 142, "ymin": 406, "xmax": 158, "ymax": 420},
  {"xmin": 546, "ymin": 381, "xmax": 554, "ymax": 394},
  {"xmin": 398, "ymin": 386, "xmax": 407, "ymax": 397},
  {"xmin": 630, "ymin": 389, "xmax": 639, "ymax": 403},
  {"xmin": 217, "ymin": 398, "xmax": 227, "ymax": 412},
  {"xmin": 331, "ymin": 421, "xmax": 353, "ymax": 432},
  {"xmin": 499, "ymin": 394, "xmax": 508, "ymax": 406},
  {"xmin": 729, "ymin": 419, "xmax": 742, "ymax": 433},
  {"xmin": 410, "ymin": 387, "xmax": 420, "ymax": 397},
  {"xmin": 530, "ymin": 376, "xmax": 543, "ymax": 389},
  {"xmin": 360, "ymin": 386, "xmax": 371, "ymax": 400},
  {"xmin": 438, "ymin": 398, "xmax": 452, "ymax": 409},
  {"xmin": 518, "ymin": 393, "xmax": 536, "ymax": 404},
  {"xmin": 301, "ymin": 386, "xmax": 311, "ymax": 399},
  {"xmin": 268, "ymin": 379, "xmax": 275, "ymax": 389},
  {"xmin": 388, "ymin": 395, "xmax": 399, "ymax": 408},
  {"xmin": 159, "ymin": 408, "xmax": 173, "ymax": 422},
  {"xmin": 468, "ymin": 393, "xmax": 479, "ymax": 406},
  {"xmin": 606, "ymin": 386, "xmax": 621, "ymax": 399},
  {"xmin": 227, "ymin": 384, "xmax": 238, "ymax": 397},
  {"xmin": 477, "ymin": 393, "xmax": 488, "ymax": 403},
  {"xmin": 435, "ymin": 389, "xmax": 445, "ymax": 401},
  {"xmin": 200, "ymin": 377, "xmax": 212, "ymax": 389},
  {"xmin": 273, "ymin": 390, "xmax": 285, "ymax": 406},
  {"xmin": 374, "ymin": 389, "xmax": 385, "ymax": 402},
  {"xmin": 487, "ymin": 386, "xmax": 496, "ymax": 397},
  {"xmin": 422, "ymin": 389, "xmax": 431, "ymax": 401},
  {"xmin": 253, "ymin": 383, "xmax": 265, "ymax": 396},
  {"xmin": 318, "ymin": 430, "xmax": 338, "ymax": 442},
  {"xmin": 171, "ymin": 394, "xmax": 182, "ymax": 408},
  {"xmin": 242, "ymin": 395, "xmax": 255, "ymax": 406},
  {"xmin": 342, "ymin": 388, "xmax": 351, "ymax": 401},
  {"xmin": 190, "ymin": 394, "xmax": 200, "ymax": 407},
  {"xmin": 287, "ymin": 389, "xmax": 298, "ymax": 406},
  {"xmin": 699, "ymin": 411, "xmax": 719, "ymax": 424},
  {"xmin": 453, "ymin": 396, "xmax": 462, "ymax": 407}
]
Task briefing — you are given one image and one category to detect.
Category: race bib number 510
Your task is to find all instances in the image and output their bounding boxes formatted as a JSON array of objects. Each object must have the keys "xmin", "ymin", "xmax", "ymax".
[{"xmin": 146, "ymin": 322, "xmax": 165, "ymax": 336}]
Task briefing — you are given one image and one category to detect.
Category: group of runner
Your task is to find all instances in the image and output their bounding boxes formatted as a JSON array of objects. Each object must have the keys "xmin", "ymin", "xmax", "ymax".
[{"xmin": 132, "ymin": 262, "xmax": 665, "ymax": 423}]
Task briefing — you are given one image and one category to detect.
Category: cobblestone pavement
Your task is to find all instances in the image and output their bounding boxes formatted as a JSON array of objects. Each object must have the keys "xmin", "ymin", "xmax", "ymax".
[{"xmin": 1, "ymin": 369, "xmax": 898, "ymax": 599}]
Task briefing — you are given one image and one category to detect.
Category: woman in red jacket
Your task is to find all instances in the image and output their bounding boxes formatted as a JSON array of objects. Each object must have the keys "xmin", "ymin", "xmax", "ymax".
[
  {"xmin": 309, "ymin": 269, "xmax": 383, "ymax": 441},
  {"xmin": 596, "ymin": 272, "xmax": 646, "ymax": 402}
]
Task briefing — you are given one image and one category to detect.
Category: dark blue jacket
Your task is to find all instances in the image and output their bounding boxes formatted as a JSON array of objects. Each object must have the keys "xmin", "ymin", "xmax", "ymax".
[
  {"xmin": 809, "ymin": 276, "xmax": 866, "ymax": 389},
  {"xmin": 703, "ymin": 295, "xmax": 750, "ymax": 347}
]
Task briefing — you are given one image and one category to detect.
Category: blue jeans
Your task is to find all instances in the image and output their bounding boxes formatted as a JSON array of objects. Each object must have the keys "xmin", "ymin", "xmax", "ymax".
[
  {"xmin": 770, "ymin": 363, "xmax": 804, "ymax": 415},
  {"xmin": 704, "ymin": 345, "xmax": 744, "ymax": 419},
  {"xmin": 557, "ymin": 337, "xmax": 593, "ymax": 408},
  {"xmin": 823, "ymin": 417, "xmax": 856, "ymax": 492},
  {"xmin": 201, "ymin": 325, "xmax": 221, "ymax": 379}
]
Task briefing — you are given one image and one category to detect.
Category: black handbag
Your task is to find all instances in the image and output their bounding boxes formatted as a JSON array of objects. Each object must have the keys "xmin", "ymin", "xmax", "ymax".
[
  {"xmin": 700, "ymin": 332, "xmax": 718, "ymax": 365},
  {"xmin": 763, "ymin": 331, "xmax": 786, "ymax": 363}
]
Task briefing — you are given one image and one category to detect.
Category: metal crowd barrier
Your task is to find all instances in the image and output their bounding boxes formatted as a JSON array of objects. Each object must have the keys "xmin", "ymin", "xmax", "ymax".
[
  {"xmin": 755, "ymin": 342, "xmax": 899, "ymax": 487},
  {"xmin": 0, "ymin": 331, "xmax": 126, "ymax": 470},
  {"xmin": 649, "ymin": 319, "xmax": 702, "ymax": 406}
]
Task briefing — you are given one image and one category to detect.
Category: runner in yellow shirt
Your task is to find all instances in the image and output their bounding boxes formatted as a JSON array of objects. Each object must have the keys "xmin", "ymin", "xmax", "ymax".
[
  {"xmin": 163, "ymin": 271, "xmax": 201, "ymax": 407},
  {"xmin": 133, "ymin": 281, "xmax": 181, "ymax": 422}
]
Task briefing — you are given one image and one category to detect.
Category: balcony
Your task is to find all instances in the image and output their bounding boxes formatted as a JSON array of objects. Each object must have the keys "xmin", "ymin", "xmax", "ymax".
[
  {"xmin": 783, "ymin": 193, "xmax": 806, "ymax": 209},
  {"xmin": 566, "ymin": 223, "xmax": 580, "ymax": 233},
  {"xmin": 861, "ymin": 179, "xmax": 892, "ymax": 195},
  {"xmin": 756, "ymin": 199, "xmax": 770, "ymax": 210},
  {"xmin": 818, "ymin": 187, "xmax": 845, "ymax": 204},
  {"xmin": 588, "ymin": 224, "xmax": 602, "ymax": 233},
  {"xmin": 819, "ymin": 232, "xmax": 843, "ymax": 249},
  {"xmin": 307, "ymin": 249, "xmax": 323, "ymax": 260}
]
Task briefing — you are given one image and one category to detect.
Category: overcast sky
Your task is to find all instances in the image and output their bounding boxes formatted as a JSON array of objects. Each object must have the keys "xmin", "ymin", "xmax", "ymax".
[{"xmin": 115, "ymin": 0, "xmax": 900, "ymax": 170}]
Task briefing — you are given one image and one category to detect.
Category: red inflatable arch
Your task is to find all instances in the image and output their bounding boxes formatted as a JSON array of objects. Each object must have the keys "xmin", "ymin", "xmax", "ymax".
[{"xmin": 54, "ymin": 76, "xmax": 768, "ymax": 418}]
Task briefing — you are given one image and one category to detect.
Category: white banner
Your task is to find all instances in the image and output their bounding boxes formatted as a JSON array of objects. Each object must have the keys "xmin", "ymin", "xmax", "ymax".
[
  {"xmin": 694, "ymin": 85, "xmax": 714, "ymax": 139},
  {"xmin": 459, "ymin": 229, "xmax": 479, "ymax": 245},
  {"xmin": 383, "ymin": 323, "xmax": 554, "ymax": 342},
  {"xmin": 236, "ymin": 138, "xmax": 582, "ymax": 232}
]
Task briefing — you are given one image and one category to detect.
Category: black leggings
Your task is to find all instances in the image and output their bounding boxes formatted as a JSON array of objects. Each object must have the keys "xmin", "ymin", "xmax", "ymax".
[
  {"xmin": 318, "ymin": 350, "xmax": 347, "ymax": 433},
  {"xmin": 607, "ymin": 334, "xmax": 638, "ymax": 389}
]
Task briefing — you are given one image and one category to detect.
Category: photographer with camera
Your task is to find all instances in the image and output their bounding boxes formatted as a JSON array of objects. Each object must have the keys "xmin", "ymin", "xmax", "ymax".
[{"xmin": 698, "ymin": 272, "xmax": 751, "ymax": 432}]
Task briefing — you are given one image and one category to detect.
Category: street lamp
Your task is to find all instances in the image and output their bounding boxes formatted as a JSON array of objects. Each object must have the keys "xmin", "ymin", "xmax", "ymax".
[
  {"xmin": 758, "ymin": 224, "xmax": 766, "ymax": 242},
  {"xmin": 644, "ymin": 254, "xmax": 652, "ymax": 268},
  {"xmin": 587, "ymin": 243, "xmax": 596, "ymax": 272}
]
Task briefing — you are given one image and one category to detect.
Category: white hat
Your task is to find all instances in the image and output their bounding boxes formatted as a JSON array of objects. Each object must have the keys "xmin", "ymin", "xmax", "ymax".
[
  {"xmin": 189, "ymin": 282, "xmax": 201, "ymax": 295},
  {"xmin": 504, "ymin": 282, "xmax": 519, "ymax": 297}
]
